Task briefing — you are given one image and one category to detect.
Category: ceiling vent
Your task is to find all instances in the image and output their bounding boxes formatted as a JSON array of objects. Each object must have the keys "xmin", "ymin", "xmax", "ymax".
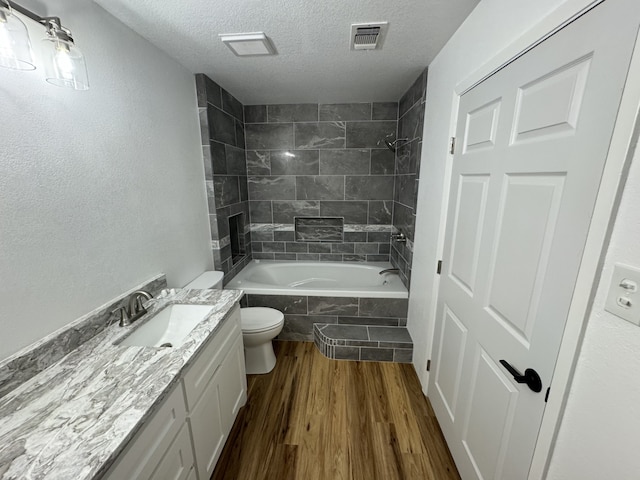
[{"xmin": 350, "ymin": 22, "xmax": 388, "ymax": 51}]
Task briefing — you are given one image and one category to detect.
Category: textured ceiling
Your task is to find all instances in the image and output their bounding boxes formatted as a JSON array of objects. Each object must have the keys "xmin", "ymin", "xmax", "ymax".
[{"xmin": 94, "ymin": 0, "xmax": 479, "ymax": 104}]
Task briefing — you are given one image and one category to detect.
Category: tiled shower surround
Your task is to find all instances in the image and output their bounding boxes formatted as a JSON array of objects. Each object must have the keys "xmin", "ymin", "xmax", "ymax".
[
  {"xmin": 391, "ymin": 68, "xmax": 428, "ymax": 288},
  {"xmin": 244, "ymin": 102, "xmax": 398, "ymax": 263},
  {"xmin": 196, "ymin": 74, "xmax": 252, "ymax": 281}
]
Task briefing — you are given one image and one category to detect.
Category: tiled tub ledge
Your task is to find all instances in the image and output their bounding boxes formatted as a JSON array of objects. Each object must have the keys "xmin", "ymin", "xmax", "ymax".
[{"xmin": 313, "ymin": 323, "xmax": 413, "ymax": 363}]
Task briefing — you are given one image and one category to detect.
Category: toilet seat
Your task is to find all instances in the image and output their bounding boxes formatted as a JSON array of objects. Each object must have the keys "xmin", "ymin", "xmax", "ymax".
[{"xmin": 241, "ymin": 307, "xmax": 284, "ymax": 333}]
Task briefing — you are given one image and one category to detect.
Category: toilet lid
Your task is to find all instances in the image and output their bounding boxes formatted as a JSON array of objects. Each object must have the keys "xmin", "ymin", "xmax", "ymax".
[{"xmin": 241, "ymin": 307, "xmax": 284, "ymax": 333}]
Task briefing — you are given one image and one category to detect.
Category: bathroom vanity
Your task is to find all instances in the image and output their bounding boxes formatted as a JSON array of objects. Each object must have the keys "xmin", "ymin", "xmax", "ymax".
[{"xmin": 0, "ymin": 287, "xmax": 246, "ymax": 480}]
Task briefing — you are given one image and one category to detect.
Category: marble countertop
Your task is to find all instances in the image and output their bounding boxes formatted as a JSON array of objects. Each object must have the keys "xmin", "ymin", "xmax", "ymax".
[{"xmin": 0, "ymin": 288, "xmax": 244, "ymax": 480}]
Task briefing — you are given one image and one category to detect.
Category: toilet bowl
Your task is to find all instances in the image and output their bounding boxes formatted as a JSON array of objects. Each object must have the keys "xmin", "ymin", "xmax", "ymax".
[
  {"xmin": 184, "ymin": 271, "xmax": 284, "ymax": 375},
  {"xmin": 240, "ymin": 307, "xmax": 284, "ymax": 374}
]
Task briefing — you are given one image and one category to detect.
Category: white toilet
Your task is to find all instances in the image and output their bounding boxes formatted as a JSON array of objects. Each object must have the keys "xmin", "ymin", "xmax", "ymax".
[{"xmin": 184, "ymin": 271, "xmax": 284, "ymax": 375}]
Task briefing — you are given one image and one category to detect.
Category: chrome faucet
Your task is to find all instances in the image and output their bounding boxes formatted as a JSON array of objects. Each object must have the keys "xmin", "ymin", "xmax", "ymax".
[
  {"xmin": 379, "ymin": 268, "xmax": 400, "ymax": 275},
  {"xmin": 111, "ymin": 290, "xmax": 153, "ymax": 327},
  {"xmin": 391, "ymin": 232, "xmax": 407, "ymax": 243}
]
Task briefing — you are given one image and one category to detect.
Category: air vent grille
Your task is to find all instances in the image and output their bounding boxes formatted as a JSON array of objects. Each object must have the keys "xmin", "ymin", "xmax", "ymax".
[{"xmin": 350, "ymin": 22, "xmax": 388, "ymax": 51}]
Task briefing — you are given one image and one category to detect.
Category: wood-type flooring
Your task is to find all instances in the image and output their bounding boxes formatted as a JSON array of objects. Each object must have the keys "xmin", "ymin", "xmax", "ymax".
[{"xmin": 212, "ymin": 341, "xmax": 460, "ymax": 480}]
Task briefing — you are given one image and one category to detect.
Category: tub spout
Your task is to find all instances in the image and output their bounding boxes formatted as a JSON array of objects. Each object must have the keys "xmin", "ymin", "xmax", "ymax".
[{"xmin": 379, "ymin": 268, "xmax": 400, "ymax": 275}]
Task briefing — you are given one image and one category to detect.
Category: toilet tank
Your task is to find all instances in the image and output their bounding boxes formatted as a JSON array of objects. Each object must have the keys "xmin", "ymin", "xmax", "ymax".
[{"xmin": 184, "ymin": 271, "xmax": 224, "ymax": 289}]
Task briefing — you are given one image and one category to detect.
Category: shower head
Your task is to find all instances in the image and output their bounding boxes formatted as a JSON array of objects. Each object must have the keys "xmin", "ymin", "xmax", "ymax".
[{"xmin": 383, "ymin": 137, "xmax": 409, "ymax": 152}]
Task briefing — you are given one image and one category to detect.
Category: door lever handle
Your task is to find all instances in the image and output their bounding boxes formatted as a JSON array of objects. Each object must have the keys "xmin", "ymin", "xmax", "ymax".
[{"xmin": 499, "ymin": 360, "xmax": 542, "ymax": 393}]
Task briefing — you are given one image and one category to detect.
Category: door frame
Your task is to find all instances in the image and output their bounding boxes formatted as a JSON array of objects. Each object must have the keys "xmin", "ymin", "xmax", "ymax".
[{"xmin": 427, "ymin": 0, "xmax": 640, "ymax": 477}]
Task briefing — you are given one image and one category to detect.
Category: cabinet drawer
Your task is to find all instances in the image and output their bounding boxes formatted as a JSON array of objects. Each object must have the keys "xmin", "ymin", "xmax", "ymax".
[
  {"xmin": 182, "ymin": 304, "xmax": 241, "ymax": 410},
  {"xmin": 104, "ymin": 384, "xmax": 187, "ymax": 480}
]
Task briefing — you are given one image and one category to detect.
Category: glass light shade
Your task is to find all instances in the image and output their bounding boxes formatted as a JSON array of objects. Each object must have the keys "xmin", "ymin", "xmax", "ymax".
[
  {"xmin": 0, "ymin": 7, "xmax": 35, "ymax": 70},
  {"xmin": 41, "ymin": 36, "xmax": 89, "ymax": 90}
]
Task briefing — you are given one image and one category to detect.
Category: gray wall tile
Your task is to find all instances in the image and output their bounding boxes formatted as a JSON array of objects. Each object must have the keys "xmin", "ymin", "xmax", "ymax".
[
  {"xmin": 246, "ymin": 293, "xmax": 308, "ymax": 314},
  {"xmin": 222, "ymin": 89, "xmax": 243, "ymax": 121},
  {"xmin": 268, "ymin": 104, "xmax": 318, "ymax": 122},
  {"xmin": 249, "ymin": 201, "xmax": 272, "ymax": 223},
  {"xmin": 244, "ymin": 105, "xmax": 267, "ymax": 123},
  {"xmin": 272, "ymin": 200, "xmax": 319, "ymax": 223},
  {"xmin": 319, "ymin": 103, "xmax": 371, "ymax": 121},
  {"xmin": 319, "ymin": 149, "xmax": 370, "ymax": 175},
  {"xmin": 208, "ymin": 106, "xmax": 237, "ymax": 146},
  {"xmin": 248, "ymin": 176, "xmax": 296, "ymax": 200},
  {"xmin": 295, "ymin": 122, "xmax": 345, "ymax": 149},
  {"xmin": 368, "ymin": 200, "xmax": 393, "ymax": 224},
  {"xmin": 372, "ymin": 102, "xmax": 398, "ymax": 120},
  {"xmin": 296, "ymin": 176, "xmax": 345, "ymax": 200},
  {"xmin": 270, "ymin": 150, "xmax": 319, "ymax": 175},
  {"xmin": 246, "ymin": 123, "xmax": 294, "ymax": 150},
  {"xmin": 359, "ymin": 298, "xmax": 409, "ymax": 318},
  {"xmin": 345, "ymin": 176, "xmax": 394, "ymax": 200},
  {"xmin": 345, "ymin": 121, "xmax": 396, "ymax": 148},
  {"xmin": 246, "ymin": 151, "xmax": 271, "ymax": 175},
  {"xmin": 370, "ymin": 149, "xmax": 395, "ymax": 175},
  {"xmin": 320, "ymin": 201, "xmax": 368, "ymax": 224},
  {"xmin": 361, "ymin": 347, "xmax": 394, "ymax": 362}
]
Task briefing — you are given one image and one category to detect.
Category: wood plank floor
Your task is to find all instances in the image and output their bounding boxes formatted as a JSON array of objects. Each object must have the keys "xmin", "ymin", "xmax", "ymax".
[{"xmin": 212, "ymin": 341, "xmax": 460, "ymax": 480}]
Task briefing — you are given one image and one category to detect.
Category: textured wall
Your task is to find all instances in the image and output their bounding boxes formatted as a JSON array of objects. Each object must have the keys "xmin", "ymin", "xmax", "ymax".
[
  {"xmin": 244, "ymin": 103, "xmax": 398, "ymax": 262},
  {"xmin": 196, "ymin": 74, "xmax": 252, "ymax": 282},
  {"xmin": 0, "ymin": 0, "xmax": 211, "ymax": 361},
  {"xmin": 391, "ymin": 69, "xmax": 428, "ymax": 288}
]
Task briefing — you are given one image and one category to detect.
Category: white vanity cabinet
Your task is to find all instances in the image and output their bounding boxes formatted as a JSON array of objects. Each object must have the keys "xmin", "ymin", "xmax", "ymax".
[{"xmin": 103, "ymin": 305, "xmax": 246, "ymax": 480}]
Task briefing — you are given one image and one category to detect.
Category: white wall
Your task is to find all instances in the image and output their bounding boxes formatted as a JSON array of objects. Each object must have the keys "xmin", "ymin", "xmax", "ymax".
[
  {"xmin": 0, "ymin": 0, "xmax": 212, "ymax": 361},
  {"xmin": 546, "ymin": 137, "xmax": 640, "ymax": 478}
]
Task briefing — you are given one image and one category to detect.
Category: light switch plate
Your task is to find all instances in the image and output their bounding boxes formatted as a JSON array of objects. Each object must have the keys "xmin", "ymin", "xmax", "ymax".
[{"xmin": 604, "ymin": 263, "xmax": 640, "ymax": 325}]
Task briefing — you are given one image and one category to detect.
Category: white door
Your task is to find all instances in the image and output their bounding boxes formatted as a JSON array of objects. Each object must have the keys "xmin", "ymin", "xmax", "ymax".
[{"xmin": 429, "ymin": 1, "xmax": 640, "ymax": 479}]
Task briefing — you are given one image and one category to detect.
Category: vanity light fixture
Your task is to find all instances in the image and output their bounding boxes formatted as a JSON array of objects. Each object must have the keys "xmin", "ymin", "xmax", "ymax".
[
  {"xmin": 0, "ymin": 0, "xmax": 88, "ymax": 90},
  {"xmin": 219, "ymin": 32, "xmax": 276, "ymax": 56}
]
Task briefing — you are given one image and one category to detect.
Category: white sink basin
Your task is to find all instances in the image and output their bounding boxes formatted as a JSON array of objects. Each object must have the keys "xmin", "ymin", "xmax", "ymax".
[{"xmin": 118, "ymin": 304, "xmax": 214, "ymax": 348}]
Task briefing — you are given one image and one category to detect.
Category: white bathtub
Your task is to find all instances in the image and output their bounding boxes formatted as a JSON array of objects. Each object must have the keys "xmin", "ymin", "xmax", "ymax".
[{"xmin": 225, "ymin": 260, "xmax": 408, "ymax": 299}]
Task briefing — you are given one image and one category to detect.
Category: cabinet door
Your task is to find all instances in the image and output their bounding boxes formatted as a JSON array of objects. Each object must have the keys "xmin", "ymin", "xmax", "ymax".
[
  {"xmin": 150, "ymin": 423, "xmax": 195, "ymax": 480},
  {"xmin": 189, "ymin": 371, "xmax": 226, "ymax": 480},
  {"xmin": 218, "ymin": 334, "xmax": 247, "ymax": 433}
]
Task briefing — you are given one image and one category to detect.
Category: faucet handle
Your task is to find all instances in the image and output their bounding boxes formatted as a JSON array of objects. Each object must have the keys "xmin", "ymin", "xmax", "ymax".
[{"xmin": 111, "ymin": 306, "xmax": 131, "ymax": 327}]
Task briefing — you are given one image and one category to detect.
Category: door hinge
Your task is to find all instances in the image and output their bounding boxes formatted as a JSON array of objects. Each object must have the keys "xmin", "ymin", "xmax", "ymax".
[
  {"xmin": 437, "ymin": 260, "xmax": 442, "ymax": 275},
  {"xmin": 449, "ymin": 136, "xmax": 456, "ymax": 154},
  {"xmin": 545, "ymin": 387, "xmax": 550, "ymax": 403},
  {"xmin": 426, "ymin": 359, "xmax": 431, "ymax": 372}
]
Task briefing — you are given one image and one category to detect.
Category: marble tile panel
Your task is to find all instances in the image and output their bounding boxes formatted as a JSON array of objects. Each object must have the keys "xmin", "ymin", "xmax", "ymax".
[
  {"xmin": 308, "ymin": 243, "xmax": 331, "ymax": 253},
  {"xmin": 368, "ymin": 231, "xmax": 390, "ymax": 242},
  {"xmin": 319, "ymin": 103, "xmax": 371, "ymax": 121},
  {"xmin": 378, "ymin": 243, "xmax": 391, "ymax": 254},
  {"xmin": 393, "ymin": 349, "xmax": 413, "ymax": 363},
  {"xmin": 215, "ymin": 208, "xmax": 231, "ymax": 238},
  {"xmin": 274, "ymin": 253, "xmax": 297, "ymax": 261},
  {"xmin": 270, "ymin": 150, "xmax": 320, "ymax": 175},
  {"xmin": 296, "ymin": 224, "xmax": 343, "ymax": 243},
  {"xmin": 202, "ymin": 145, "xmax": 212, "ymax": 180},
  {"xmin": 239, "ymin": 176, "xmax": 248, "ymax": 202},
  {"xmin": 246, "ymin": 293, "xmax": 308, "ymax": 314},
  {"xmin": 296, "ymin": 176, "xmax": 345, "ymax": 200},
  {"xmin": 366, "ymin": 254, "xmax": 389, "ymax": 262},
  {"xmin": 245, "ymin": 105, "xmax": 267, "ymax": 123},
  {"xmin": 250, "ymin": 230, "xmax": 273, "ymax": 242},
  {"xmin": 395, "ymin": 174, "xmax": 417, "ymax": 208},
  {"xmin": 368, "ymin": 326, "xmax": 412, "ymax": 343},
  {"xmin": 399, "ymin": 102, "xmax": 425, "ymax": 141},
  {"xmin": 280, "ymin": 314, "xmax": 338, "ymax": 340},
  {"xmin": 332, "ymin": 243, "xmax": 355, "ymax": 254},
  {"xmin": 208, "ymin": 105, "xmax": 237, "ymax": 146},
  {"xmin": 354, "ymin": 243, "xmax": 379, "ymax": 255},
  {"xmin": 248, "ymin": 176, "xmax": 296, "ymax": 200},
  {"xmin": 297, "ymin": 253, "xmax": 320, "ymax": 261},
  {"xmin": 210, "ymin": 140, "xmax": 227, "ymax": 175},
  {"xmin": 235, "ymin": 120, "xmax": 245, "ymax": 149},
  {"xmin": 343, "ymin": 232, "xmax": 367, "ymax": 242},
  {"xmin": 195, "ymin": 74, "xmax": 222, "ymax": 108},
  {"xmin": 372, "ymin": 102, "xmax": 398, "ymax": 120},
  {"xmin": 262, "ymin": 241, "xmax": 285, "ymax": 253},
  {"xmin": 338, "ymin": 316, "xmax": 399, "ymax": 326},
  {"xmin": 343, "ymin": 254, "xmax": 367, "ymax": 262},
  {"xmin": 286, "ymin": 242, "xmax": 308, "ymax": 253},
  {"xmin": 334, "ymin": 346, "xmax": 360, "ymax": 360},
  {"xmin": 272, "ymin": 200, "xmax": 320, "ymax": 223},
  {"xmin": 360, "ymin": 348, "xmax": 394, "ymax": 362},
  {"xmin": 199, "ymin": 108, "xmax": 209, "ymax": 143},
  {"xmin": 345, "ymin": 121, "xmax": 396, "ymax": 148},
  {"xmin": 393, "ymin": 203, "xmax": 415, "ymax": 240},
  {"xmin": 368, "ymin": 200, "xmax": 393, "ymax": 224},
  {"xmin": 320, "ymin": 201, "xmax": 368, "ymax": 224},
  {"xmin": 253, "ymin": 252, "xmax": 275, "ymax": 260},
  {"xmin": 320, "ymin": 253, "xmax": 344, "ymax": 262},
  {"xmin": 399, "ymin": 68, "xmax": 427, "ymax": 118},
  {"xmin": 319, "ymin": 149, "xmax": 370, "ymax": 175},
  {"xmin": 294, "ymin": 122, "xmax": 345, "ymax": 149},
  {"xmin": 320, "ymin": 324, "xmax": 368, "ymax": 339},
  {"xmin": 268, "ymin": 104, "xmax": 318, "ymax": 122},
  {"xmin": 246, "ymin": 151, "xmax": 271, "ymax": 175},
  {"xmin": 274, "ymin": 231, "xmax": 295, "ymax": 242},
  {"xmin": 345, "ymin": 176, "xmax": 394, "ymax": 200},
  {"xmin": 370, "ymin": 149, "xmax": 395, "ymax": 175},
  {"xmin": 225, "ymin": 145, "xmax": 246, "ymax": 175},
  {"xmin": 213, "ymin": 176, "xmax": 240, "ymax": 207},
  {"xmin": 222, "ymin": 89, "xmax": 243, "ymax": 121},
  {"xmin": 245, "ymin": 123, "xmax": 294, "ymax": 150},
  {"xmin": 359, "ymin": 298, "xmax": 409, "ymax": 318}
]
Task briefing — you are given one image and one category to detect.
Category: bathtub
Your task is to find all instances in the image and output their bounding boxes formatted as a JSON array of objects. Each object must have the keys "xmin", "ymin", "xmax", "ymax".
[{"xmin": 225, "ymin": 260, "xmax": 408, "ymax": 299}]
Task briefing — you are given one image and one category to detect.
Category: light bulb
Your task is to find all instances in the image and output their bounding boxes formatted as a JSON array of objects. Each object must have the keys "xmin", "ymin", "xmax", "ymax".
[
  {"xmin": 0, "ymin": 6, "xmax": 35, "ymax": 70},
  {"xmin": 54, "ymin": 42, "xmax": 74, "ymax": 80}
]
